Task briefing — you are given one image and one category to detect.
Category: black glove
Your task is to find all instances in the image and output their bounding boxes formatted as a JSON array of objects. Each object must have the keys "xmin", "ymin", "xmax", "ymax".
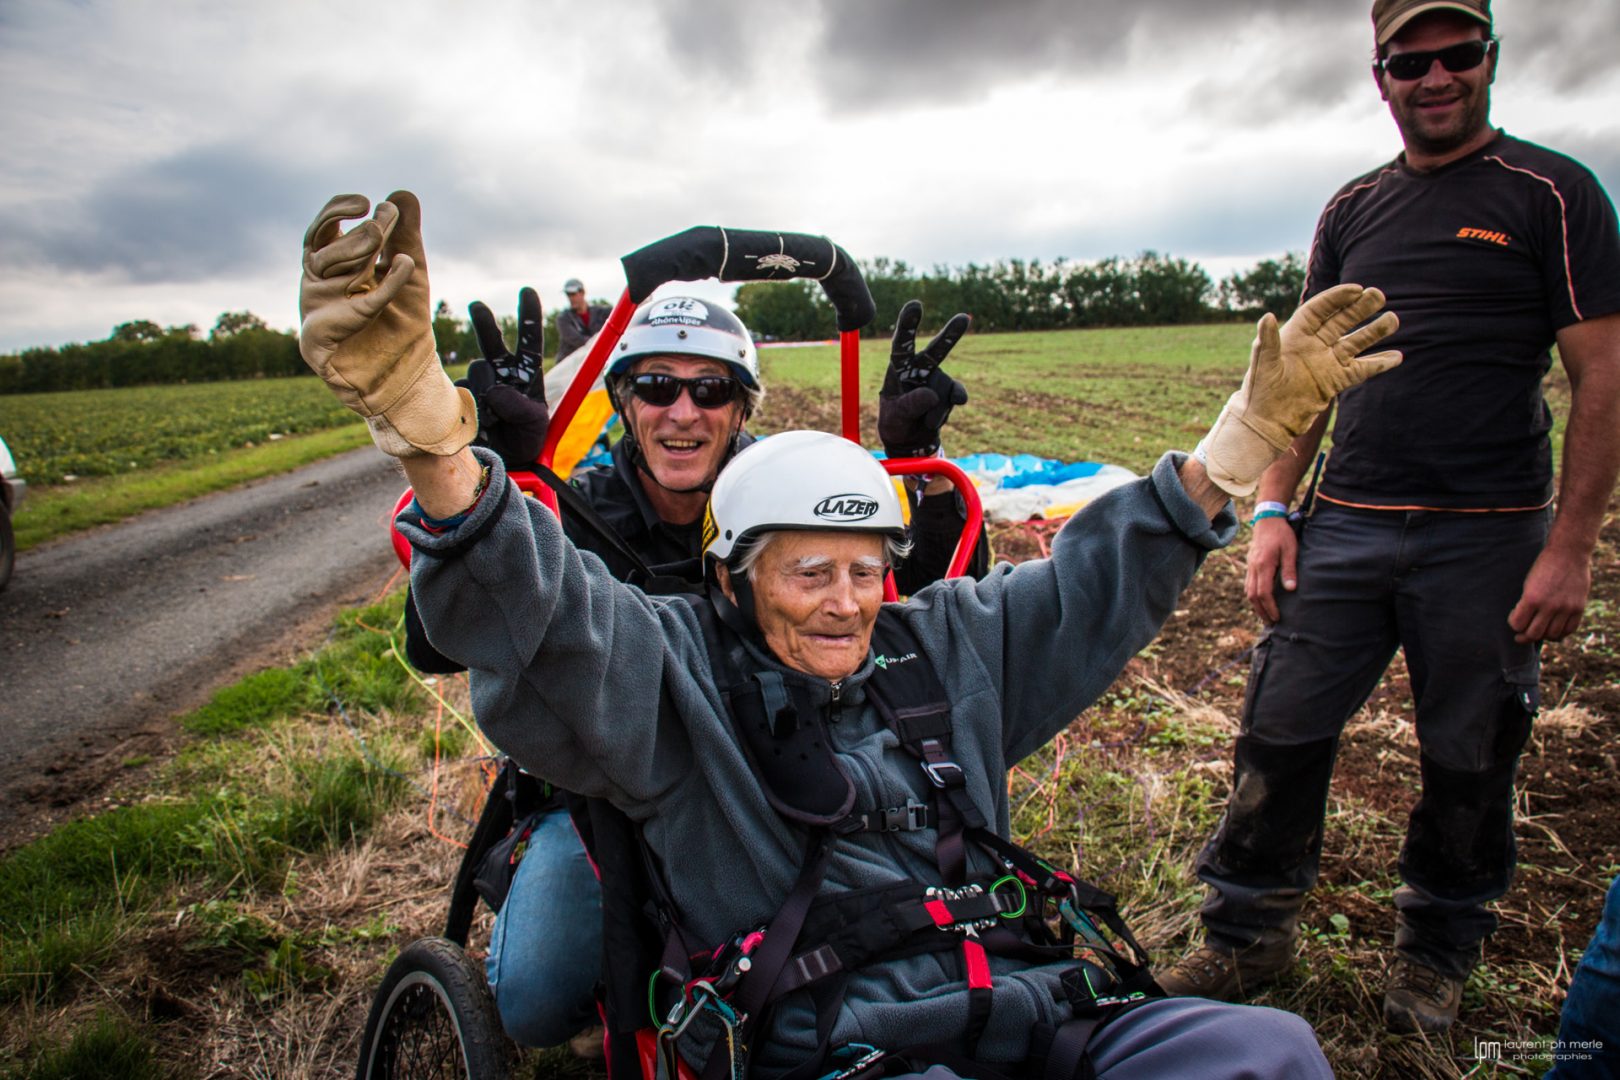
[
  {"xmin": 457, "ymin": 288, "xmax": 550, "ymax": 468},
  {"xmin": 878, "ymin": 299, "xmax": 970, "ymax": 458}
]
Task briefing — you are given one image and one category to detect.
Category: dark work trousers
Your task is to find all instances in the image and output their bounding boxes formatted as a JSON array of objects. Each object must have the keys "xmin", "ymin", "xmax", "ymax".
[{"xmin": 1195, "ymin": 501, "xmax": 1549, "ymax": 978}]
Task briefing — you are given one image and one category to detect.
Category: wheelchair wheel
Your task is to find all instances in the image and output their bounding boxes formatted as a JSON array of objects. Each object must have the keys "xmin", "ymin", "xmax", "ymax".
[{"xmin": 356, "ymin": 937, "xmax": 513, "ymax": 1080}]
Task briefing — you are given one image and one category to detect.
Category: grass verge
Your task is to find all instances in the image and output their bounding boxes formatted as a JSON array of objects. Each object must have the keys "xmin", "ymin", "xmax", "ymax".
[
  {"xmin": 13, "ymin": 424, "xmax": 374, "ymax": 552},
  {"xmin": 0, "ymin": 589, "xmax": 466, "ymax": 1077}
]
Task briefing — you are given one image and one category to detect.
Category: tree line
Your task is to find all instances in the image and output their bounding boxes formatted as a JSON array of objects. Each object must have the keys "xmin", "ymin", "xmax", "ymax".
[
  {"xmin": 735, "ymin": 252, "xmax": 1307, "ymax": 341},
  {"xmin": 0, "ymin": 253, "xmax": 1304, "ymax": 395}
]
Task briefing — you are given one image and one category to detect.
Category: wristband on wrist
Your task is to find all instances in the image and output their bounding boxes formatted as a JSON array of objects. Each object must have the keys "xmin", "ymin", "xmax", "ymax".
[
  {"xmin": 419, "ymin": 466, "xmax": 492, "ymax": 531},
  {"xmin": 1250, "ymin": 505, "xmax": 1289, "ymax": 526},
  {"xmin": 1253, "ymin": 500, "xmax": 1289, "ymax": 517}
]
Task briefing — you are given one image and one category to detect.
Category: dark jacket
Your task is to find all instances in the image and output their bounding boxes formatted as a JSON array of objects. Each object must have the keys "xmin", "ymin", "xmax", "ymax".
[{"xmin": 556, "ymin": 303, "xmax": 615, "ymax": 358}]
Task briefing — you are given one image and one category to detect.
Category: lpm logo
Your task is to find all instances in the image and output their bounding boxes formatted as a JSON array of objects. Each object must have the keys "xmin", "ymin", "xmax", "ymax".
[
  {"xmin": 814, "ymin": 494, "xmax": 879, "ymax": 522},
  {"xmin": 1474, "ymin": 1038, "xmax": 1502, "ymax": 1062}
]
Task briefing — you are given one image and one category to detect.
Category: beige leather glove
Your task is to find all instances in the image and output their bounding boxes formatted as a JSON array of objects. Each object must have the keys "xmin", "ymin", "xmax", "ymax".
[
  {"xmin": 1198, "ymin": 284, "xmax": 1402, "ymax": 497},
  {"xmin": 298, "ymin": 191, "xmax": 475, "ymax": 457}
]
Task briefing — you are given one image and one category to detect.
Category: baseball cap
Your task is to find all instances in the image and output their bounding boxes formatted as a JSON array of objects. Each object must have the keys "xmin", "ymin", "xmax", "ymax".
[
  {"xmin": 564, "ymin": 278, "xmax": 585, "ymax": 294},
  {"xmin": 1373, "ymin": 0, "xmax": 1490, "ymax": 46}
]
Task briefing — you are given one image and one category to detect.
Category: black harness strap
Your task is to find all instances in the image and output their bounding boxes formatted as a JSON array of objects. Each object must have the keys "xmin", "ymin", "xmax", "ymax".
[
  {"xmin": 700, "ymin": 831, "xmax": 835, "ymax": 1080},
  {"xmin": 1044, "ymin": 1018, "xmax": 1100, "ymax": 1080},
  {"xmin": 667, "ymin": 599, "xmax": 1162, "ymax": 1079},
  {"xmin": 863, "ymin": 617, "xmax": 986, "ymax": 886},
  {"xmin": 443, "ymin": 760, "xmax": 521, "ymax": 945},
  {"xmin": 529, "ymin": 462, "xmax": 659, "ymax": 579}
]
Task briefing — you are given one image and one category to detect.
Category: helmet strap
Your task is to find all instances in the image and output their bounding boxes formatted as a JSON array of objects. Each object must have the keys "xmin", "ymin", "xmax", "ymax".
[{"xmin": 708, "ymin": 556, "xmax": 764, "ymax": 641}]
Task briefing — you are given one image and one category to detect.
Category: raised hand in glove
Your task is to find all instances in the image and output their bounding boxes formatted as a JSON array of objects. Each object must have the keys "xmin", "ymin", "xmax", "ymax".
[
  {"xmin": 1199, "ymin": 283, "xmax": 1401, "ymax": 497},
  {"xmin": 459, "ymin": 288, "xmax": 550, "ymax": 468},
  {"xmin": 878, "ymin": 299, "xmax": 971, "ymax": 458},
  {"xmin": 298, "ymin": 191, "xmax": 475, "ymax": 457}
]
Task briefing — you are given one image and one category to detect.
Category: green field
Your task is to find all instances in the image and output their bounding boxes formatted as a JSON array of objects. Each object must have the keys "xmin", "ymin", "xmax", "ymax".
[
  {"xmin": 0, "ymin": 367, "xmax": 463, "ymax": 551},
  {"xmin": 2, "ymin": 326, "xmax": 1576, "ymax": 555},
  {"xmin": 759, "ymin": 324, "xmax": 1258, "ymax": 472},
  {"xmin": 2, "ymin": 378, "xmax": 365, "ymax": 485}
]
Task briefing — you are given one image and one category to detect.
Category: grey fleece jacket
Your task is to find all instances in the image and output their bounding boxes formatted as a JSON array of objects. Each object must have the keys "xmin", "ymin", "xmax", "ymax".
[{"xmin": 399, "ymin": 447, "xmax": 1236, "ymax": 1073}]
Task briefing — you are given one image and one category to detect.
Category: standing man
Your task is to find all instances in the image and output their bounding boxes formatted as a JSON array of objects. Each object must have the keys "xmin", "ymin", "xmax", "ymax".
[
  {"xmin": 555, "ymin": 277, "xmax": 613, "ymax": 358},
  {"xmin": 1161, "ymin": 0, "xmax": 1620, "ymax": 1036}
]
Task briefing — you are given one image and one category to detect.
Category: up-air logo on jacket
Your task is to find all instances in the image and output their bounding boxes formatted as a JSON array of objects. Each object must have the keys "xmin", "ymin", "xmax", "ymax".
[
  {"xmin": 813, "ymin": 494, "xmax": 879, "ymax": 522},
  {"xmin": 1456, "ymin": 226, "xmax": 1511, "ymax": 247},
  {"xmin": 873, "ymin": 651, "xmax": 918, "ymax": 670}
]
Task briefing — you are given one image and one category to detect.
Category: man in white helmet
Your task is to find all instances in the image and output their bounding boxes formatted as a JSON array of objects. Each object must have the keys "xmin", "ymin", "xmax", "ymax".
[
  {"xmin": 301, "ymin": 190, "xmax": 1404, "ymax": 1078},
  {"xmin": 403, "ymin": 290, "xmax": 986, "ymax": 1049}
]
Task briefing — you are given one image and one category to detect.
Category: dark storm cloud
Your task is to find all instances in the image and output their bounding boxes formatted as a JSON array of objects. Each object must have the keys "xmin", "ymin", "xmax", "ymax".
[
  {"xmin": 1496, "ymin": 0, "xmax": 1620, "ymax": 93},
  {"xmin": 806, "ymin": 0, "xmax": 1359, "ymax": 111},
  {"xmin": 0, "ymin": 133, "xmax": 577, "ymax": 285},
  {"xmin": 1520, "ymin": 127, "xmax": 1620, "ymax": 199},
  {"xmin": 1183, "ymin": 36, "xmax": 1367, "ymax": 127},
  {"xmin": 653, "ymin": 0, "xmax": 763, "ymax": 83},
  {"xmin": 1, "ymin": 143, "xmax": 320, "ymax": 281}
]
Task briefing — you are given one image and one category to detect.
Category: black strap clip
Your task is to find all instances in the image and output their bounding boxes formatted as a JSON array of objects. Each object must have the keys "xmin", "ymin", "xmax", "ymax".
[{"xmin": 919, "ymin": 737, "xmax": 964, "ymax": 788}]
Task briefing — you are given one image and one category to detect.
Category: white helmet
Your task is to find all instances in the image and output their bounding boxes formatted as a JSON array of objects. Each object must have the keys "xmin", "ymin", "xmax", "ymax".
[
  {"xmin": 609, "ymin": 295, "xmax": 760, "ymax": 388},
  {"xmin": 702, "ymin": 431, "xmax": 907, "ymax": 563}
]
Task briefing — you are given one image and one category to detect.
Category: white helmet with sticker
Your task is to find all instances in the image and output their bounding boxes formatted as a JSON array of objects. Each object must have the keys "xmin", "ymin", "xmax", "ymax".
[
  {"xmin": 702, "ymin": 431, "xmax": 906, "ymax": 562},
  {"xmin": 609, "ymin": 295, "xmax": 760, "ymax": 388}
]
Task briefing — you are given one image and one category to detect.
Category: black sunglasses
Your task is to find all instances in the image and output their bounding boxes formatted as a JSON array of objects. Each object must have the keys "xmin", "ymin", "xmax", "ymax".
[
  {"xmin": 1377, "ymin": 38, "xmax": 1495, "ymax": 81},
  {"xmin": 626, "ymin": 372, "xmax": 743, "ymax": 409}
]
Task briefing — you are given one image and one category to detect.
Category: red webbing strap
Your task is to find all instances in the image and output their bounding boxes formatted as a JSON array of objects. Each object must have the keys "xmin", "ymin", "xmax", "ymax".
[{"xmin": 962, "ymin": 938, "xmax": 993, "ymax": 1057}]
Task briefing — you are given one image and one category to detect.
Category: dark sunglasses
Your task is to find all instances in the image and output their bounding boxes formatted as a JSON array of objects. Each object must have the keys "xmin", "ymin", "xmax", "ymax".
[
  {"xmin": 626, "ymin": 372, "xmax": 743, "ymax": 409},
  {"xmin": 1377, "ymin": 38, "xmax": 1495, "ymax": 81}
]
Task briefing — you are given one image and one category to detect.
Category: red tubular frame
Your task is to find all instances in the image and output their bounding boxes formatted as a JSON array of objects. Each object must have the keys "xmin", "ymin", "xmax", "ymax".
[
  {"xmin": 839, "ymin": 328, "xmax": 862, "ymax": 443},
  {"xmin": 882, "ymin": 458, "xmax": 983, "ymax": 580},
  {"xmin": 535, "ymin": 288, "xmax": 639, "ymax": 515}
]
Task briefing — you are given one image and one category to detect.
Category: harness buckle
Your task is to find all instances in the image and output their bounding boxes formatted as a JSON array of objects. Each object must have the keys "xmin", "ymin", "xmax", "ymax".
[
  {"xmin": 879, "ymin": 799, "xmax": 930, "ymax": 831},
  {"xmin": 921, "ymin": 759, "xmax": 964, "ymax": 788}
]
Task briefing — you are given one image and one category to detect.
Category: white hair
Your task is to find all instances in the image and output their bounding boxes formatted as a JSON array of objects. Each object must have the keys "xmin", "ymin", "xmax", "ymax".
[{"xmin": 732, "ymin": 530, "xmax": 913, "ymax": 582}]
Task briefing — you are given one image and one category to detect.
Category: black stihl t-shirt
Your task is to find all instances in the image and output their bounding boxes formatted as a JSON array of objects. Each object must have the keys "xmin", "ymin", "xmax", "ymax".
[{"xmin": 1305, "ymin": 132, "xmax": 1620, "ymax": 509}]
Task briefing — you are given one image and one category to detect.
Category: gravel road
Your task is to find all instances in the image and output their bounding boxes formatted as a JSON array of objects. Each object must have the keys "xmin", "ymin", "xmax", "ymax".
[{"xmin": 0, "ymin": 446, "xmax": 411, "ymax": 848}]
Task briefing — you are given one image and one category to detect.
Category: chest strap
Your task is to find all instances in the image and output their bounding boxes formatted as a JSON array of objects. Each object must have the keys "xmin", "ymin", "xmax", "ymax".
[{"xmin": 864, "ymin": 613, "xmax": 987, "ymax": 884}]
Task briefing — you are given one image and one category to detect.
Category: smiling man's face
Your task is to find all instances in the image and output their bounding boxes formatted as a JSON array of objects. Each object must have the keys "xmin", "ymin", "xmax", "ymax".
[
  {"xmin": 730, "ymin": 530, "xmax": 887, "ymax": 682},
  {"xmin": 1377, "ymin": 12, "xmax": 1495, "ymax": 167},
  {"xmin": 621, "ymin": 355, "xmax": 745, "ymax": 498}
]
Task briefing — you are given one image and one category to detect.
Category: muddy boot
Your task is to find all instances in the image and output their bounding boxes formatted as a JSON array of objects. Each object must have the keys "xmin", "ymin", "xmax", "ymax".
[
  {"xmin": 1384, "ymin": 957, "xmax": 1464, "ymax": 1034},
  {"xmin": 1155, "ymin": 937, "xmax": 1295, "ymax": 1000}
]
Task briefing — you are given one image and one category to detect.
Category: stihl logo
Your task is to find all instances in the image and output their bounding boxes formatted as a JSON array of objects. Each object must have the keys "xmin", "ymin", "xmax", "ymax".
[{"xmin": 1457, "ymin": 227, "xmax": 1510, "ymax": 246}]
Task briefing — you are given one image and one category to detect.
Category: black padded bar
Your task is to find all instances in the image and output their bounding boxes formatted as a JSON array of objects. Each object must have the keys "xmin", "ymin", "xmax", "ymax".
[{"xmin": 620, "ymin": 226, "xmax": 876, "ymax": 332}]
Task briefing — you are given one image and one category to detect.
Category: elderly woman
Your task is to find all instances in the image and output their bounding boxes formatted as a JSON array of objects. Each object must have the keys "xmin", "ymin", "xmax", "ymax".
[{"xmin": 301, "ymin": 192, "xmax": 1401, "ymax": 1079}]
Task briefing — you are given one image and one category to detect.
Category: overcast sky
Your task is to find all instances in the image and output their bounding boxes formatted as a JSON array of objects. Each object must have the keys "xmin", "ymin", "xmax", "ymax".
[{"xmin": 2, "ymin": 0, "xmax": 1617, "ymax": 352}]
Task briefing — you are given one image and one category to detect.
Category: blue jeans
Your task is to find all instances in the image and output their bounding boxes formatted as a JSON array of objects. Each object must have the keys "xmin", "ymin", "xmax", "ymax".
[
  {"xmin": 886, "ymin": 998, "xmax": 1331, "ymax": 1079},
  {"xmin": 484, "ymin": 809, "xmax": 604, "ymax": 1047},
  {"xmin": 1547, "ymin": 873, "xmax": 1620, "ymax": 1078}
]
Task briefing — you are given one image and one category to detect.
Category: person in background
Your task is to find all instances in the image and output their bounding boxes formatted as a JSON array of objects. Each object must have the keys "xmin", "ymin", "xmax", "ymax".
[{"xmin": 555, "ymin": 277, "xmax": 614, "ymax": 359}]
